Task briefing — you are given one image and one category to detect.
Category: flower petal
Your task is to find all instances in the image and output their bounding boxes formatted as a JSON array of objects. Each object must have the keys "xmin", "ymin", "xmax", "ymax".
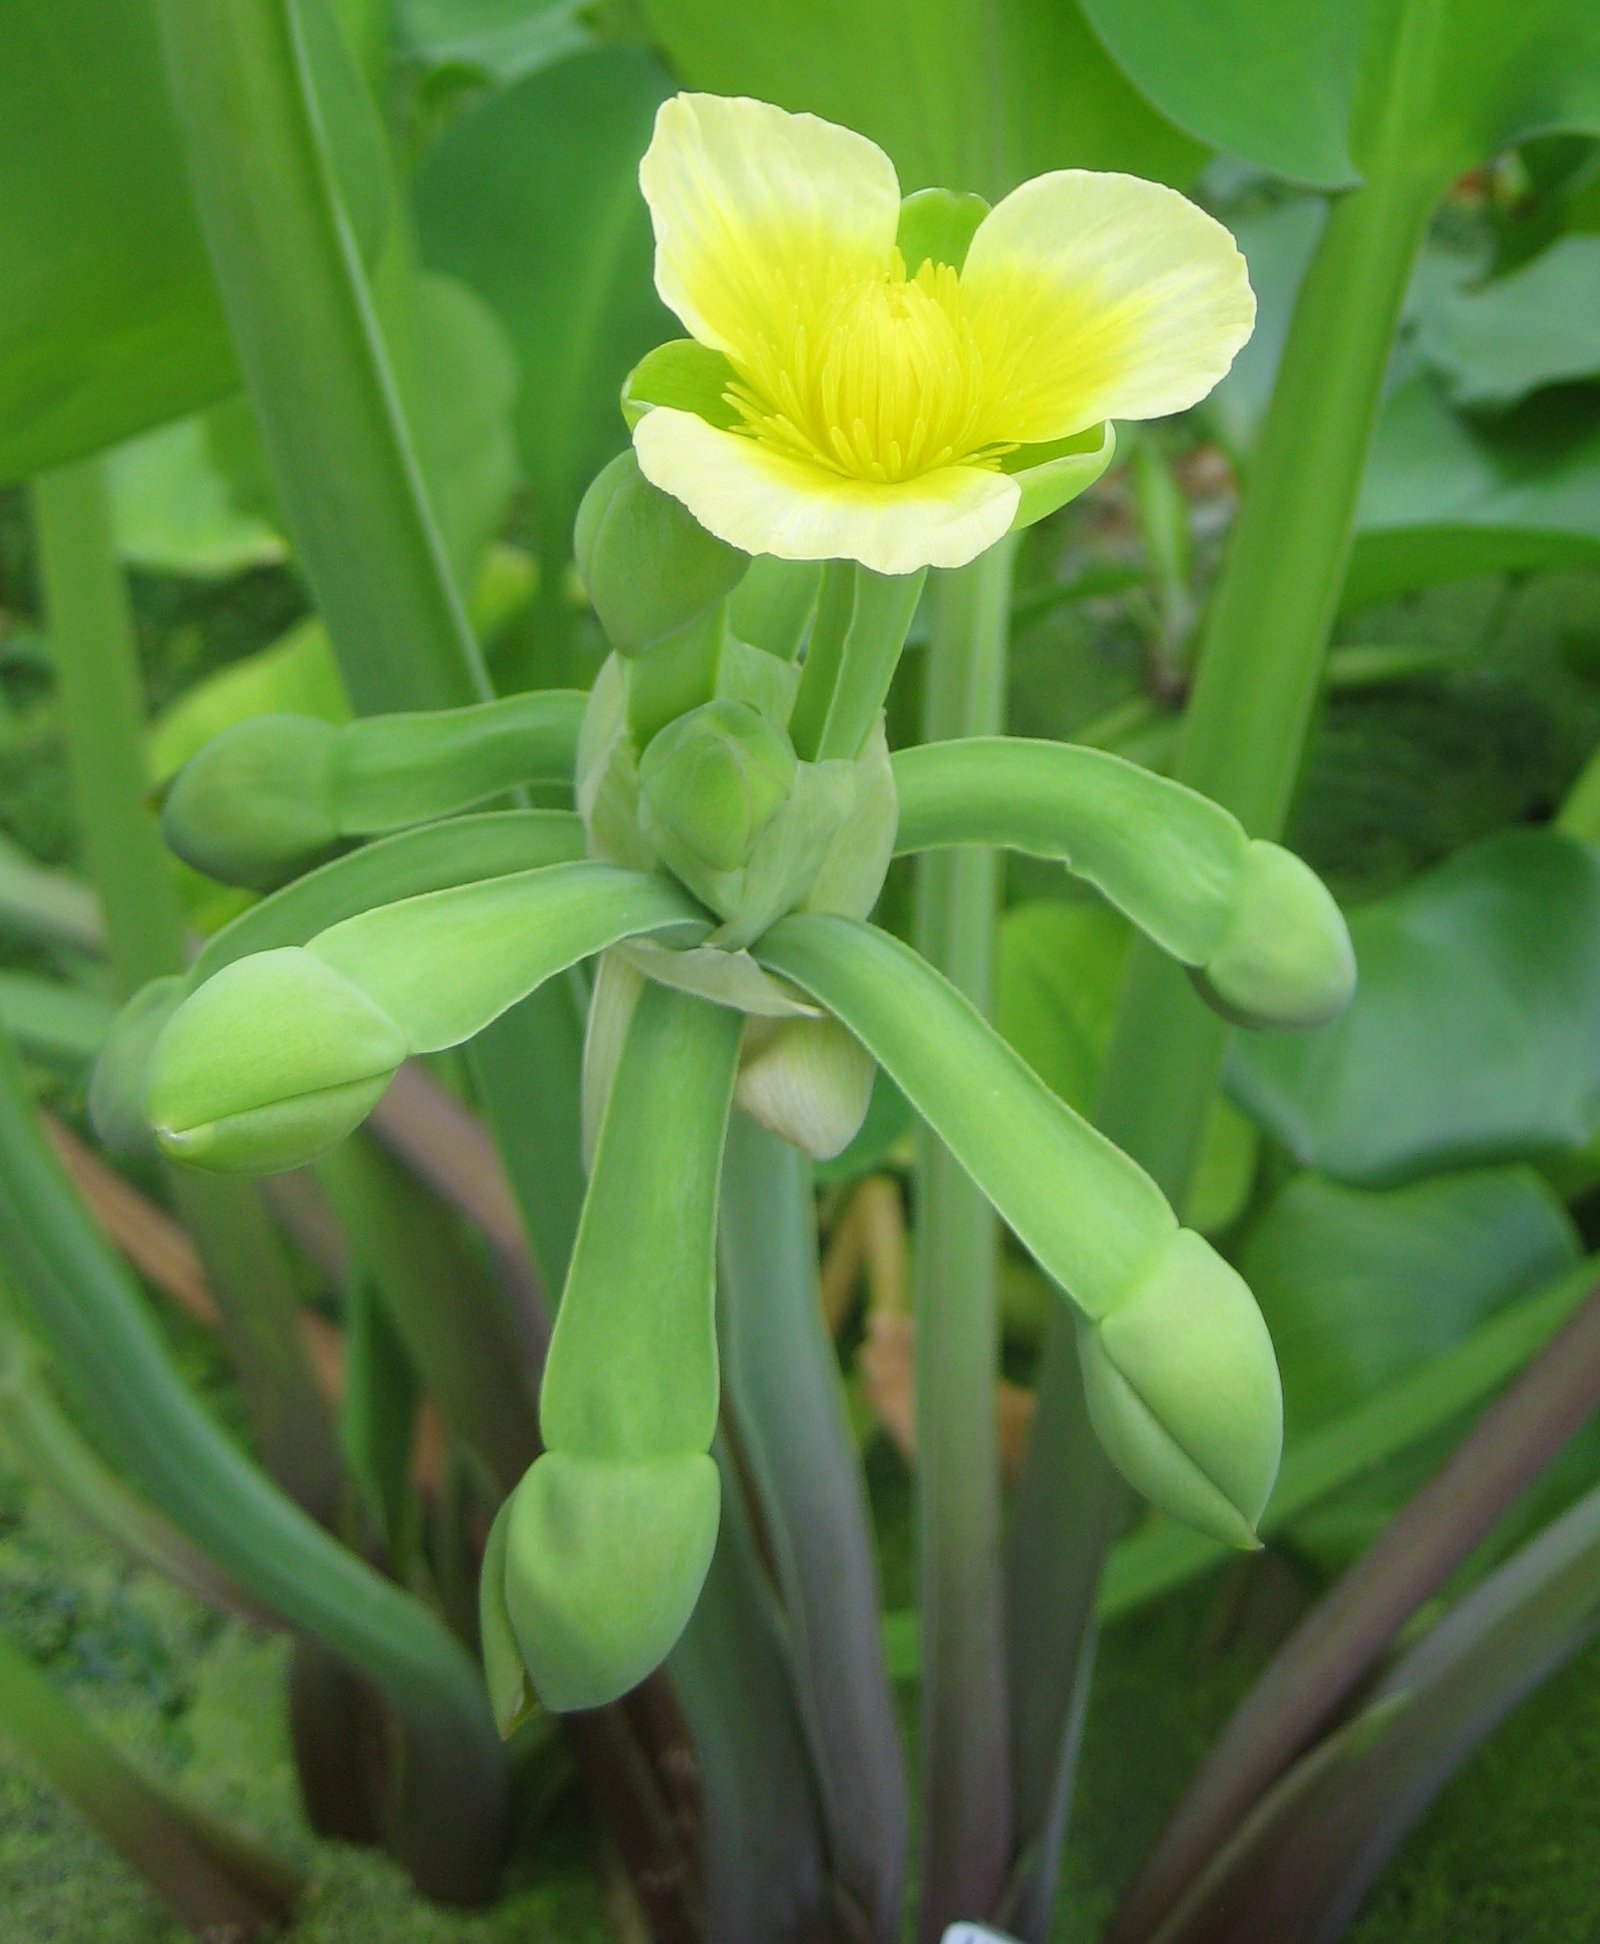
[
  {"xmin": 639, "ymin": 93, "xmax": 901, "ymax": 366},
  {"xmin": 961, "ymin": 171, "xmax": 1255, "ymax": 444},
  {"xmin": 634, "ymin": 407, "xmax": 1019, "ymax": 575}
]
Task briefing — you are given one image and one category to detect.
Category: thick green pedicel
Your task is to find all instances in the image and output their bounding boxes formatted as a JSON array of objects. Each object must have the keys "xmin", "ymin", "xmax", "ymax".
[
  {"xmin": 757, "ymin": 914, "xmax": 1281, "ymax": 1544},
  {"xmin": 490, "ymin": 981, "xmax": 743, "ymax": 1713},
  {"xmin": 89, "ymin": 975, "xmax": 184, "ymax": 1155},
  {"xmin": 575, "ymin": 449, "xmax": 748, "ymax": 657},
  {"xmin": 160, "ymin": 694, "xmax": 588, "ymax": 890},
  {"xmin": 892, "ymin": 737, "xmax": 1355, "ymax": 1030},
  {"xmin": 145, "ymin": 863, "xmax": 706, "ymax": 1175}
]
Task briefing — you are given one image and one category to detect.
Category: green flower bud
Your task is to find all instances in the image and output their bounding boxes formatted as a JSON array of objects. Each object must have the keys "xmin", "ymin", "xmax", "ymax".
[
  {"xmin": 639, "ymin": 699, "xmax": 798, "ymax": 880},
  {"xmin": 574, "ymin": 451, "xmax": 747, "ymax": 657},
  {"xmin": 1193, "ymin": 839, "xmax": 1356, "ymax": 1030},
  {"xmin": 88, "ymin": 977, "xmax": 185, "ymax": 1156},
  {"xmin": 735, "ymin": 1014, "xmax": 875, "ymax": 1159},
  {"xmin": 499, "ymin": 1450, "xmax": 720, "ymax": 1713},
  {"xmin": 145, "ymin": 949, "xmax": 407, "ymax": 1174},
  {"xmin": 1076, "ymin": 1229, "xmax": 1282, "ymax": 1548},
  {"xmin": 161, "ymin": 715, "xmax": 339, "ymax": 891}
]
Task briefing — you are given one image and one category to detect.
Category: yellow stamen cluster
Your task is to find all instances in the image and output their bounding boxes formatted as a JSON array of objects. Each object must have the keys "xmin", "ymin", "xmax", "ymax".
[{"xmin": 726, "ymin": 254, "xmax": 1019, "ymax": 484}]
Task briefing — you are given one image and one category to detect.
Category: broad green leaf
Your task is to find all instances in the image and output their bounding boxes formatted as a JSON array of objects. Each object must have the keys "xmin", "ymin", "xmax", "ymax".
[
  {"xmin": 642, "ymin": 0, "xmax": 1205, "ymax": 194},
  {"xmin": 109, "ymin": 417, "xmax": 287, "ymax": 578},
  {"xmin": 1080, "ymin": 0, "xmax": 1600, "ymax": 190},
  {"xmin": 1230, "ymin": 828, "xmax": 1600, "ymax": 1184},
  {"xmin": 0, "ymin": 1, "xmax": 235, "ymax": 481},
  {"xmin": 1416, "ymin": 235, "xmax": 1600, "ymax": 406},
  {"xmin": 1241, "ymin": 1168, "xmax": 1580, "ymax": 1436},
  {"xmin": 1346, "ymin": 375, "xmax": 1600, "ymax": 606},
  {"xmin": 1079, "ymin": 0, "xmax": 1361, "ymax": 188},
  {"xmin": 413, "ymin": 48, "xmax": 673, "ymax": 605},
  {"xmin": 401, "ymin": 0, "xmax": 589, "ymax": 79},
  {"xmin": 0, "ymin": 0, "xmax": 392, "ymax": 482}
]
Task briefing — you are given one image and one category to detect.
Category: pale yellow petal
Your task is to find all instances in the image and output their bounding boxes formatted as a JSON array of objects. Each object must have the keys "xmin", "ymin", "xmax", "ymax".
[
  {"xmin": 633, "ymin": 407, "xmax": 1018, "ymax": 576},
  {"xmin": 961, "ymin": 171, "xmax": 1255, "ymax": 445},
  {"xmin": 639, "ymin": 93, "xmax": 901, "ymax": 367}
]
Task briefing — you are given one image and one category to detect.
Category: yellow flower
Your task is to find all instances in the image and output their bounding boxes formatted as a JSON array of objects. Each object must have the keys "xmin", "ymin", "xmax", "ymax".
[{"xmin": 627, "ymin": 93, "xmax": 1255, "ymax": 577}]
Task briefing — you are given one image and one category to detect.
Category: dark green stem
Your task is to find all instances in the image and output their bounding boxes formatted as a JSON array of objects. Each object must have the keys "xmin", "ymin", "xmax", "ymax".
[{"xmin": 912, "ymin": 533, "xmax": 1017, "ymax": 1940}]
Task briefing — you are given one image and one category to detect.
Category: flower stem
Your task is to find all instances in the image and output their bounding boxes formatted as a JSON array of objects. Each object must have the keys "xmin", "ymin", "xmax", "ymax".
[
  {"xmin": 912, "ymin": 531, "xmax": 1017, "ymax": 1940},
  {"xmin": 790, "ymin": 564, "xmax": 926, "ymax": 762},
  {"xmin": 1002, "ymin": 116, "xmax": 1441, "ymax": 1938}
]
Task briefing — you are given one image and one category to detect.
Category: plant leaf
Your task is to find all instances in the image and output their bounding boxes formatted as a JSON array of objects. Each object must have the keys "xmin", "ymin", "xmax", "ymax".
[{"xmin": 1230, "ymin": 828, "xmax": 1600, "ymax": 1183}]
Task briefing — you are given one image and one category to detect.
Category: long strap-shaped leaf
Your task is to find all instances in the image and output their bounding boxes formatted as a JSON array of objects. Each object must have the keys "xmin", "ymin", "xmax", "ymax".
[
  {"xmin": 891, "ymin": 738, "xmax": 1354, "ymax": 1030},
  {"xmin": 488, "ymin": 981, "xmax": 744, "ymax": 1714},
  {"xmin": 147, "ymin": 864, "xmax": 705, "ymax": 1172},
  {"xmin": 757, "ymin": 915, "xmax": 1281, "ymax": 1546}
]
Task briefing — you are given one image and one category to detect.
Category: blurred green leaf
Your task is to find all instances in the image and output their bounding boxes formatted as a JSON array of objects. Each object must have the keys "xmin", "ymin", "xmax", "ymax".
[
  {"xmin": 1231, "ymin": 828, "xmax": 1600, "ymax": 1184},
  {"xmin": 0, "ymin": 0, "xmax": 236, "ymax": 481},
  {"xmin": 641, "ymin": 0, "xmax": 1206, "ymax": 196},
  {"xmin": 412, "ymin": 272, "xmax": 522, "ymax": 582},
  {"xmin": 1347, "ymin": 378, "xmax": 1600, "ymax": 622},
  {"xmin": 1241, "ymin": 1168, "xmax": 1580, "ymax": 1437},
  {"xmin": 413, "ymin": 47, "xmax": 673, "ymax": 614},
  {"xmin": 1417, "ymin": 235, "xmax": 1600, "ymax": 406},
  {"xmin": 997, "ymin": 899, "xmax": 1255, "ymax": 1233},
  {"xmin": 400, "ymin": 0, "xmax": 589, "ymax": 79},
  {"xmin": 108, "ymin": 417, "xmax": 287, "ymax": 579},
  {"xmin": 1079, "ymin": 0, "xmax": 1361, "ymax": 188},
  {"xmin": 1079, "ymin": 0, "xmax": 1600, "ymax": 190}
]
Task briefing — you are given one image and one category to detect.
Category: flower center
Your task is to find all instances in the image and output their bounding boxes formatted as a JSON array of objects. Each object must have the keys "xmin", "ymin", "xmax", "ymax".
[{"xmin": 725, "ymin": 254, "xmax": 1015, "ymax": 485}]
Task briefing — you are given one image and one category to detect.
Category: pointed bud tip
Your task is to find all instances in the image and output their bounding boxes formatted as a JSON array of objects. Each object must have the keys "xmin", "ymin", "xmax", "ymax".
[{"xmin": 1194, "ymin": 840, "xmax": 1355, "ymax": 1031}]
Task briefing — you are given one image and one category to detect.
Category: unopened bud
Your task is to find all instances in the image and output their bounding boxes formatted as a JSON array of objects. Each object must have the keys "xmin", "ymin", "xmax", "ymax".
[
  {"xmin": 145, "ymin": 949, "xmax": 406, "ymax": 1173},
  {"xmin": 574, "ymin": 451, "xmax": 747, "ymax": 657},
  {"xmin": 1077, "ymin": 1229, "xmax": 1281, "ymax": 1548},
  {"xmin": 735, "ymin": 1014, "xmax": 875, "ymax": 1159},
  {"xmin": 161, "ymin": 715, "xmax": 339, "ymax": 891},
  {"xmin": 497, "ymin": 1450, "xmax": 720, "ymax": 1713},
  {"xmin": 639, "ymin": 699, "xmax": 797, "ymax": 883},
  {"xmin": 1193, "ymin": 840, "xmax": 1356, "ymax": 1030}
]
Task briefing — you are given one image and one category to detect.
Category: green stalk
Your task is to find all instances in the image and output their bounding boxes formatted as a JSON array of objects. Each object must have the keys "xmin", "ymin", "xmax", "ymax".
[
  {"xmin": 911, "ymin": 532, "xmax": 1017, "ymax": 1941},
  {"xmin": 0, "ymin": 1024, "xmax": 507, "ymax": 1898},
  {"xmin": 31, "ymin": 457, "xmax": 345, "ymax": 1522},
  {"xmin": 1002, "ymin": 44, "xmax": 1444, "ymax": 1929},
  {"xmin": 156, "ymin": 0, "xmax": 486, "ymax": 716},
  {"xmin": 0, "ymin": 1629, "xmax": 304, "ymax": 1938},
  {"xmin": 156, "ymin": 0, "xmax": 586, "ymax": 1296},
  {"xmin": 790, "ymin": 565, "xmax": 926, "ymax": 762}
]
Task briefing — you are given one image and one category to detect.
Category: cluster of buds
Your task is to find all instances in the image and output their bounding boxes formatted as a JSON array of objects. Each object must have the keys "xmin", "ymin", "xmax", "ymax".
[{"xmin": 89, "ymin": 90, "xmax": 1362, "ymax": 1721}]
